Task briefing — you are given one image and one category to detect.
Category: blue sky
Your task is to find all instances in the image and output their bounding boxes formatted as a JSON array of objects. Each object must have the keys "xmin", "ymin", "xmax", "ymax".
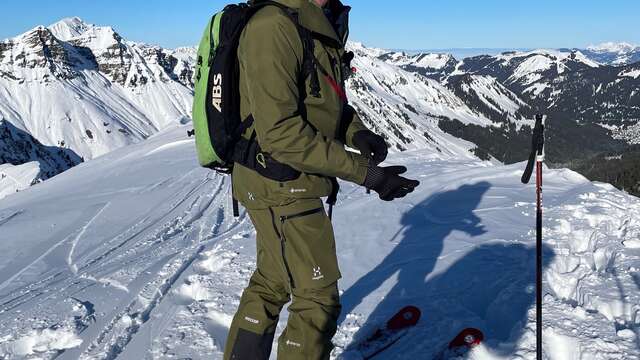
[{"xmin": 0, "ymin": 0, "xmax": 638, "ymax": 50}]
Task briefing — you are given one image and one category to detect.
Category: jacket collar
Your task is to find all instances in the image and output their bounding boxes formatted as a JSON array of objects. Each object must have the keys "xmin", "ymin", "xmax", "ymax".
[{"xmin": 268, "ymin": 0, "xmax": 343, "ymax": 45}]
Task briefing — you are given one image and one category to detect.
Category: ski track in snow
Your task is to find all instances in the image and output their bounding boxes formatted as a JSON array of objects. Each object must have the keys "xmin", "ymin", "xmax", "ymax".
[
  {"xmin": 68, "ymin": 203, "xmax": 111, "ymax": 274},
  {"xmin": 0, "ymin": 210, "xmax": 23, "ymax": 227},
  {"xmin": 0, "ymin": 129, "xmax": 639, "ymax": 359}
]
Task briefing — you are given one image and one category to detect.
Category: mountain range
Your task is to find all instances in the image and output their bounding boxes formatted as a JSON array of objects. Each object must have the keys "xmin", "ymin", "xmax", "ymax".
[
  {"xmin": 1, "ymin": 17, "xmax": 640, "ymax": 360},
  {"xmin": 0, "ymin": 17, "xmax": 639, "ymax": 198}
]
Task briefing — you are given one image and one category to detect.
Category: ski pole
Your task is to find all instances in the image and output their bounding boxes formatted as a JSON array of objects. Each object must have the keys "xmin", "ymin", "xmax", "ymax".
[{"xmin": 521, "ymin": 114, "xmax": 546, "ymax": 360}]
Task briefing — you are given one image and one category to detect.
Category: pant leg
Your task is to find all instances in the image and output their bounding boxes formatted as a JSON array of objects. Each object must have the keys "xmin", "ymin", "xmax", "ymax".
[
  {"xmin": 224, "ymin": 209, "xmax": 291, "ymax": 360},
  {"xmin": 225, "ymin": 199, "xmax": 343, "ymax": 360},
  {"xmin": 277, "ymin": 283, "xmax": 341, "ymax": 360},
  {"xmin": 270, "ymin": 199, "xmax": 343, "ymax": 360}
]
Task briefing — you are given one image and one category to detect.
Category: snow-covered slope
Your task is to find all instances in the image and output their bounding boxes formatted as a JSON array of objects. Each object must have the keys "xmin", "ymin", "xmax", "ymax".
[
  {"xmin": 0, "ymin": 162, "xmax": 40, "ymax": 199},
  {"xmin": 456, "ymin": 49, "xmax": 600, "ymax": 97},
  {"xmin": 583, "ymin": 42, "xmax": 640, "ymax": 66},
  {"xmin": 1, "ymin": 126, "xmax": 638, "ymax": 359},
  {"xmin": 377, "ymin": 50, "xmax": 458, "ymax": 81},
  {"xmin": 0, "ymin": 18, "xmax": 194, "ymax": 161},
  {"xmin": 48, "ymin": 17, "xmax": 91, "ymax": 41},
  {"xmin": 0, "ymin": 118, "xmax": 81, "ymax": 200},
  {"xmin": 346, "ymin": 43, "xmax": 531, "ymax": 155}
]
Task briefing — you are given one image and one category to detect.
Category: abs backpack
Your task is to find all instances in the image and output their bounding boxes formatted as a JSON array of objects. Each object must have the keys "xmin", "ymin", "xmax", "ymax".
[{"xmin": 192, "ymin": 0, "xmax": 319, "ymax": 172}]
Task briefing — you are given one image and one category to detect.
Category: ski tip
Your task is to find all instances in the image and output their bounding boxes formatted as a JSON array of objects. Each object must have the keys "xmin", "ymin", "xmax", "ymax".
[
  {"xmin": 448, "ymin": 328, "xmax": 484, "ymax": 349},
  {"xmin": 386, "ymin": 306, "xmax": 421, "ymax": 331}
]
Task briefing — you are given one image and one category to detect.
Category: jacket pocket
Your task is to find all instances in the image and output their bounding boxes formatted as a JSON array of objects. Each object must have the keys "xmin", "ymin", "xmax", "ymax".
[{"xmin": 274, "ymin": 202, "xmax": 341, "ymax": 290}]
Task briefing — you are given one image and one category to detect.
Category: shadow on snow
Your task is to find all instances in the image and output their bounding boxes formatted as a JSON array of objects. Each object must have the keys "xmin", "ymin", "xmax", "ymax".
[{"xmin": 340, "ymin": 181, "xmax": 555, "ymax": 357}]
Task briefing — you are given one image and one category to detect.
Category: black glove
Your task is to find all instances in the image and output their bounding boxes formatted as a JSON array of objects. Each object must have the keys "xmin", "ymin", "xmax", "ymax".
[
  {"xmin": 352, "ymin": 130, "xmax": 388, "ymax": 165},
  {"xmin": 364, "ymin": 165, "xmax": 420, "ymax": 201}
]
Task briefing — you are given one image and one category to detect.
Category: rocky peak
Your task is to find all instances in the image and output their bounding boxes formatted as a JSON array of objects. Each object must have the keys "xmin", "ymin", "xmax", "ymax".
[
  {"xmin": 68, "ymin": 25, "xmax": 132, "ymax": 85},
  {"xmin": 0, "ymin": 26, "xmax": 82, "ymax": 80}
]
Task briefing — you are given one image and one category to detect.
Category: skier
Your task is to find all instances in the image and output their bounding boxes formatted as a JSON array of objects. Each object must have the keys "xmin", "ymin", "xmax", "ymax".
[{"xmin": 223, "ymin": 0, "xmax": 420, "ymax": 359}]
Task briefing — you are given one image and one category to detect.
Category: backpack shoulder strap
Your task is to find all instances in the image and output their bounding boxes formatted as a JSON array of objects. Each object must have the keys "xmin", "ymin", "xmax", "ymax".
[{"xmin": 248, "ymin": 0, "xmax": 321, "ymax": 98}]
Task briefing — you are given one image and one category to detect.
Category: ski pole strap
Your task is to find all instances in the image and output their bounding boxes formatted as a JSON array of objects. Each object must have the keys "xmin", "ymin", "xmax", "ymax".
[
  {"xmin": 521, "ymin": 150, "xmax": 537, "ymax": 185},
  {"xmin": 232, "ymin": 197, "xmax": 240, "ymax": 217},
  {"xmin": 231, "ymin": 173, "xmax": 240, "ymax": 218},
  {"xmin": 327, "ymin": 177, "xmax": 340, "ymax": 220},
  {"xmin": 521, "ymin": 114, "xmax": 546, "ymax": 184}
]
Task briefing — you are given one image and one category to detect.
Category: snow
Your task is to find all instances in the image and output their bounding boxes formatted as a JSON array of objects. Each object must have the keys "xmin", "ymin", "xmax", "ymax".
[
  {"xmin": 610, "ymin": 121, "xmax": 640, "ymax": 145},
  {"xmin": 383, "ymin": 51, "xmax": 454, "ymax": 70},
  {"xmin": 460, "ymin": 75, "xmax": 528, "ymax": 116},
  {"xmin": 346, "ymin": 42, "xmax": 526, "ymax": 155},
  {"xmin": 568, "ymin": 51, "xmax": 601, "ymax": 68},
  {"xmin": 524, "ymin": 83, "xmax": 550, "ymax": 97},
  {"xmin": 587, "ymin": 42, "xmax": 639, "ymax": 54},
  {"xmin": 48, "ymin": 17, "xmax": 91, "ymax": 41},
  {"xmin": 0, "ymin": 19, "xmax": 194, "ymax": 161},
  {"xmin": 0, "ymin": 18, "xmax": 639, "ymax": 359},
  {"xmin": 498, "ymin": 49, "xmax": 599, "ymax": 87},
  {"xmin": 1, "ymin": 126, "xmax": 639, "ymax": 359},
  {"xmin": 498, "ymin": 49, "xmax": 598, "ymax": 68},
  {"xmin": 0, "ymin": 327, "xmax": 83, "ymax": 357},
  {"xmin": 0, "ymin": 162, "xmax": 40, "ymax": 200},
  {"xmin": 413, "ymin": 53, "xmax": 454, "ymax": 69},
  {"xmin": 620, "ymin": 69, "xmax": 640, "ymax": 79},
  {"xmin": 513, "ymin": 55, "xmax": 554, "ymax": 76}
]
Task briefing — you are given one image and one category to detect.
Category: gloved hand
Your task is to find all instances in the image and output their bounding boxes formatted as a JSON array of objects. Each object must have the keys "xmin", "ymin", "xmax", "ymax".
[
  {"xmin": 352, "ymin": 130, "xmax": 388, "ymax": 165},
  {"xmin": 363, "ymin": 165, "xmax": 420, "ymax": 201}
]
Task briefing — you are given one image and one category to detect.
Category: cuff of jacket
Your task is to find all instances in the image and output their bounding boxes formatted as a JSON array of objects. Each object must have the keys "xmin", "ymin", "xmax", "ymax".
[
  {"xmin": 344, "ymin": 107, "xmax": 368, "ymax": 149},
  {"xmin": 348, "ymin": 153, "xmax": 370, "ymax": 185}
]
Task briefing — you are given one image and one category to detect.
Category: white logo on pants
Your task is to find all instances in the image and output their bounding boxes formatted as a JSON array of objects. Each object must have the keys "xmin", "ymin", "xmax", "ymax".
[
  {"xmin": 286, "ymin": 340, "xmax": 302, "ymax": 348},
  {"xmin": 312, "ymin": 267, "xmax": 324, "ymax": 280}
]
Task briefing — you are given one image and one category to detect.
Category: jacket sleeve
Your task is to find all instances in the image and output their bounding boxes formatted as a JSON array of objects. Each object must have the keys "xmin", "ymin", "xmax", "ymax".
[
  {"xmin": 342, "ymin": 104, "xmax": 370, "ymax": 149},
  {"xmin": 238, "ymin": 11, "xmax": 368, "ymax": 185}
]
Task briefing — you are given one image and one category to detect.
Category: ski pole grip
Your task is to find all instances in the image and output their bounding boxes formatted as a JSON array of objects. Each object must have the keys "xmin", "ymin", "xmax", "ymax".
[
  {"xmin": 521, "ymin": 151, "xmax": 536, "ymax": 184},
  {"xmin": 521, "ymin": 114, "xmax": 546, "ymax": 184}
]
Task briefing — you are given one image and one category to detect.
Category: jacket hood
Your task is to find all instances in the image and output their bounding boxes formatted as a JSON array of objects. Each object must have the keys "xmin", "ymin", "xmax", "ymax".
[{"xmin": 267, "ymin": 0, "xmax": 346, "ymax": 44}]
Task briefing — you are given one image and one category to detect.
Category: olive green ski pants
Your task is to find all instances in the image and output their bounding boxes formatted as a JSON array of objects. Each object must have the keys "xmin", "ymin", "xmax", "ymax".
[{"xmin": 224, "ymin": 198, "xmax": 342, "ymax": 360}]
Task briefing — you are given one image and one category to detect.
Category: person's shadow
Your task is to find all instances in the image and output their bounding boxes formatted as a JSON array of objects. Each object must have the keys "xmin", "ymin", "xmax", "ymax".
[{"xmin": 340, "ymin": 181, "xmax": 555, "ymax": 357}]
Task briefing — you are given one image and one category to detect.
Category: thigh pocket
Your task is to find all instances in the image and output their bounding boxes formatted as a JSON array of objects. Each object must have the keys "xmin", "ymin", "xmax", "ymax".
[{"xmin": 280, "ymin": 207, "xmax": 341, "ymax": 290}]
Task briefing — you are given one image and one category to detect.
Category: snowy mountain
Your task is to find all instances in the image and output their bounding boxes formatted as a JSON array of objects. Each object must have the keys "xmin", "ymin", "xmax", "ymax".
[
  {"xmin": 0, "ymin": 118, "xmax": 81, "ymax": 197},
  {"xmin": 1, "ymin": 17, "xmax": 640, "ymax": 358},
  {"xmin": 455, "ymin": 49, "xmax": 600, "ymax": 96},
  {"xmin": 345, "ymin": 43, "xmax": 532, "ymax": 156},
  {"xmin": 0, "ymin": 23, "xmax": 538, "ymax": 199},
  {"xmin": 372, "ymin": 46, "xmax": 639, "ymax": 193},
  {"xmin": 1, "ymin": 126, "xmax": 639, "ymax": 359},
  {"xmin": 377, "ymin": 50, "xmax": 458, "ymax": 81},
  {"xmin": 1, "ymin": 17, "xmax": 639, "ymax": 198},
  {"xmin": 582, "ymin": 42, "xmax": 640, "ymax": 66},
  {"xmin": 0, "ymin": 17, "xmax": 194, "ymax": 163}
]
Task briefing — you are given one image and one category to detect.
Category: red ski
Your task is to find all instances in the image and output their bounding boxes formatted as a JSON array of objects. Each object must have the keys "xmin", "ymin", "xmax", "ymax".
[
  {"xmin": 348, "ymin": 307, "xmax": 483, "ymax": 360},
  {"xmin": 355, "ymin": 306, "xmax": 421, "ymax": 359},
  {"xmin": 435, "ymin": 328, "xmax": 484, "ymax": 359}
]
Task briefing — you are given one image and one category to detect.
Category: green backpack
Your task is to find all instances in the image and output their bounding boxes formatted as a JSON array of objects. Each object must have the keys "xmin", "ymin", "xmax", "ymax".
[{"xmin": 192, "ymin": 0, "xmax": 320, "ymax": 172}]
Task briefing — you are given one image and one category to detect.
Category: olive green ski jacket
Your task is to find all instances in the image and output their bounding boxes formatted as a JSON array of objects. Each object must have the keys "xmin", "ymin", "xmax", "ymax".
[{"xmin": 233, "ymin": 0, "xmax": 370, "ymax": 209}]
